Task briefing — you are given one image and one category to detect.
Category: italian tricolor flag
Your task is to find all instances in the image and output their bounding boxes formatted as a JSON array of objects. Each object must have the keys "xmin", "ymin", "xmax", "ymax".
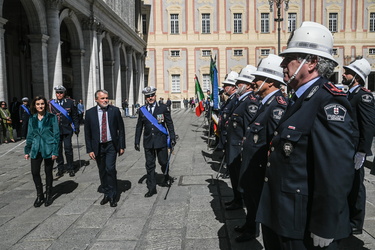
[{"xmin": 194, "ymin": 75, "xmax": 205, "ymax": 117}]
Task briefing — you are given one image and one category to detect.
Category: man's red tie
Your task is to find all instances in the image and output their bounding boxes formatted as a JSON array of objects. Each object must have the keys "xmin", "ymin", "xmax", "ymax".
[{"xmin": 101, "ymin": 110, "xmax": 107, "ymax": 142}]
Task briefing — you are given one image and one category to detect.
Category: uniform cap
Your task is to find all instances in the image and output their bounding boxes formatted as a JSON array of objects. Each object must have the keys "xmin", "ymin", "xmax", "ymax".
[
  {"xmin": 280, "ymin": 21, "xmax": 338, "ymax": 66},
  {"xmin": 222, "ymin": 71, "xmax": 239, "ymax": 86},
  {"xmin": 22, "ymin": 97, "xmax": 29, "ymax": 102},
  {"xmin": 235, "ymin": 65, "xmax": 257, "ymax": 84},
  {"xmin": 54, "ymin": 85, "xmax": 66, "ymax": 92},
  {"xmin": 142, "ymin": 86, "xmax": 157, "ymax": 95},
  {"xmin": 343, "ymin": 58, "xmax": 371, "ymax": 83},
  {"xmin": 253, "ymin": 54, "xmax": 285, "ymax": 85}
]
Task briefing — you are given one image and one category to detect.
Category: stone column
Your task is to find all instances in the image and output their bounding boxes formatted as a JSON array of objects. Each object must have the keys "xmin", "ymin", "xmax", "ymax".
[
  {"xmin": 45, "ymin": 0, "xmax": 63, "ymax": 97},
  {"xmin": 0, "ymin": 17, "xmax": 8, "ymax": 102},
  {"xmin": 28, "ymin": 34, "xmax": 50, "ymax": 98},
  {"xmin": 126, "ymin": 46, "xmax": 134, "ymax": 108},
  {"xmin": 98, "ymin": 31, "xmax": 105, "ymax": 90},
  {"xmin": 82, "ymin": 16, "xmax": 101, "ymax": 109},
  {"xmin": 136, "ymin": 53, "xmax": 144, "ymax": 105},
  {"xmin": 113, "ymin": 37, "xmax": 122, "ymax": 107}
]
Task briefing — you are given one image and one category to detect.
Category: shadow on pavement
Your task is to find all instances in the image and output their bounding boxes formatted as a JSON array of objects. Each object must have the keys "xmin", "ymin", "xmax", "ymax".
[
  {"xmin": 116, "ymin": 179, "xmax": 131, "ymax": 201},
  {"xmin": 339, "ymin": 235, "xmax": 369, "ymax": 249},
  {"xmin": 52, "ymin": 180, "xmax": 79, "ymax": 201}
]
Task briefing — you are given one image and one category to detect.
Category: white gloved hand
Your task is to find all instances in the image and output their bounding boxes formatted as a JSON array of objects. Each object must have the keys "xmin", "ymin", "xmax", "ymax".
[
  {"xmin": 310, "ymin": 233, "xmax": 333, "ymax": 248},
  {"xmin": 354, "ymin": 152, "xmax": 366, "ymax": 170}
]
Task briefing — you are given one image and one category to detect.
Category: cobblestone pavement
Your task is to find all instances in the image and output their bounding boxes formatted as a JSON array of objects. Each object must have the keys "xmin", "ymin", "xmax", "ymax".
[{"xmin": 0, "ymin": 109, "xmax": 374, "ymax": 249}]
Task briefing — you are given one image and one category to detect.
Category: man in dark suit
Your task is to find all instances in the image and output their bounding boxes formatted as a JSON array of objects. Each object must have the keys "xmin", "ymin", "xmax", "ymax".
[
  {"xmin": 256, "ymin": 22, "xmax": 355, "ymax": 249},
  {"xmin": 135, "ymin": 86, "xmax": 176, "ymax": 198},
  {"xmin": 49, "ymin": 85, "xmax": 80, "ymax": 177},
  {"xmin": 225, "ymin": 65, "xmax": 259, "ymax": 211},
  {"xmin": 236, "ymin": 54, "xmax": 287, "ymax": 242},
  {"xmin": 342, "ymin": 58, "xmax": 375, "ymax": 235},
  {"xmin": 84, "ymin": 89, "xmax": 125, "ymax": 207}
]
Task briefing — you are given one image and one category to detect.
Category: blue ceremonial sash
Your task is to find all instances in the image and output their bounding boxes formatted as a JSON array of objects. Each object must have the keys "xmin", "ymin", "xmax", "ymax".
[
  {"xmin": 50, "ymin": 99, "xmax": 76, "ymax": 132},
  {"xmin": 140, "ymin": 106, "xmax": 171, "ymax": 148},
  {"xmin": 21, "ymin": 104, "xmax": 31, "ymax": 115}
]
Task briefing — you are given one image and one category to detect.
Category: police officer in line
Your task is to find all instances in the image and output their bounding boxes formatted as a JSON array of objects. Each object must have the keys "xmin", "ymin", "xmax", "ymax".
[
  {"xmin": 256, "ymin": 22, "xmax": 355, "ymax": 249},
  {"xmin": 235, "ymin": 54, "xmax": 288, "ymax": 243},
  {"xmin": 342, "ymin": 58, "xmax": 375, "ymax": 235},
  {"xmin": 49, "ymin": 85, "xmax": 80, "ymax": 177},
  {"xmin": 224, "ymin": 65, "xmax": 259, "ymax": 211},
  {"xmin": 134, "ymin": 86, "xmax": 176, "ymax": 198},
  {"xmin": 217, "ymin": 71, "xmax": 238, "ymax": 151},
  {"xmin": 19, "ymin": 97, "xmax": 31, "ymax": 139}
]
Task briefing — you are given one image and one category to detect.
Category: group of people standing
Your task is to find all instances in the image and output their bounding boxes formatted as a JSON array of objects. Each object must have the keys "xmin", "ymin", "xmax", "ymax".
[{"xmin": 215, "ymin": 21, "xmax": 375, "ymax": 249}]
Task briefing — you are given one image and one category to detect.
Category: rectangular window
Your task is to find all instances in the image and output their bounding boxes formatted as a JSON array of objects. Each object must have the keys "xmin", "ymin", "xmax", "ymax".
[
  {"xmin": 202, "ymin": 50, "xmax": 211, "ymax": 57},
  {"xmin": 142, "ymin": 14, "xmax": 147, "ymax": 35},
  {"xmin": 171, "ymin": 74, "xmax": 181, "ymax": 93},
  {"xmin": 171, "ymin": 50, "xmax": 180, "ymax": 57},
  {"xmin": 370, "ymin": 12, "xmax": 375, "ymax": 32},
  {"xmin": 288, "ymin": 13, "xmax": 297, "ymax": 32},
  {"xmin": 329, "ymin": 13, "xmax": 338, "ymax": 33},
  {"xmin": 203, "ymin": 74, "xmax": 211, "ymax": 92},
  {"xmin": 170, "ymin": 14, "xmax": 179, "ymax": 34},
  {"xmin": 234, "ymin": 49, "xmax": 243, "ymax": 56},
  {"xmin": 332, "ymin": 48, "xmax": 338, "ymax": 55},
  {"xmin": 234, "ymin": 13, "xmax": 242, "ymax": 33},
  {"xmin": 261, "ymin": 13, "xmax": 270, "ymax": 33},
  {"xmin": 202, "ymin": 13, "xmax": 211, "ymax": 34},
  {"xmin": 261, "ymin": 49, "xmax": 270, "ymax": 56},
  {"xmin": 369, "ymin": 48, "xmax": 375, "ymax": 55}
]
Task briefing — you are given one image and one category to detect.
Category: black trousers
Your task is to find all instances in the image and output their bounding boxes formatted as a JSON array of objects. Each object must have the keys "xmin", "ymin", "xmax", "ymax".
[
  {"xmin": 348, "ymin": 167, "xmax": 366, "ymax": 230},
  {"xmin": 262, "ymin": 225, "xmax": 340, "ymax": 250},
  {"xmin": 21, "ymin": 116, "xmax": 29, "ymax": 138},
  {"xmin": 31, "ymin": 153, "xmax": 54, "ymax": 188},
  {"xmin": 144, "ymin": 147, "xmax": 168, "ymax": 191},
  {"xmin": 227, "ymin": 155, "xmax": 242, "ymax": 204},
  {"xmin": 57, "ymin": 133, "xmax": 74, "ymax": 171},
  {"xmin": 96, "ymin": 142, "xmax": 118, "ymax": 199}
]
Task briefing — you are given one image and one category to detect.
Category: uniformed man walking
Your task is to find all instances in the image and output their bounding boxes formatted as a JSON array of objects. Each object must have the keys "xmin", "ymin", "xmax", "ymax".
[
  {"xmin": 342, "ymin": 58, "xmax": 375, "ymax": 235},
  {"xmin": 135, "ymin": 86, "xmax": 176, "ymax": 197},
  {"xmin": 224, "ymin": 65, "xmax": 259, "ymax": 210},
  {"xmin": 49, "ymin": 85, "xmax": 80, "ymax": 177},
  {"xmin": 236, "ymin": 54, "xmax": 287, "ymax": 242},
  {"xmin": 256, "ymin": 22, "xmax": 355, "ymax": 249}
]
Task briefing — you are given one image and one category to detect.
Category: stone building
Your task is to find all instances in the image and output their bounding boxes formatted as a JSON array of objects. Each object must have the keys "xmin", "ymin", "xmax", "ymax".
[
  {"xmin": 0, "ymin": 0, "xmax": 149, "ymax": 111},
  {"xmin": 144, "ymin": 0, "xmax": 375, "ymax": 108}
]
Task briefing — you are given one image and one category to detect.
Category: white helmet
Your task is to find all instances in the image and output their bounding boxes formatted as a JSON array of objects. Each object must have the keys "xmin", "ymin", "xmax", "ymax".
[
  {"xmin": 343, "ymin": 58, "xmax": 371, "ymax": 83},
  {"xmin": 222, "ymin": 71, "xmax": 239, "ymax": 86},
  {"xmin": 253, "ymin": 54, "xmax": 285, "ymax": 85},
  {"xmin": 280, "ymin": 21, "xmax": 338, "ymax": 66},
  {"xmin": 235, "ymin": 65, "xmax": 257, "ymax": 84}
]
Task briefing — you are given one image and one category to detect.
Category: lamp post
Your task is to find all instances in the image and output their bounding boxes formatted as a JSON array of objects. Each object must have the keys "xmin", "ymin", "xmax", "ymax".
[{"xmin": 269, "ymin": 0, "xmax": 289, "ymax": 55}]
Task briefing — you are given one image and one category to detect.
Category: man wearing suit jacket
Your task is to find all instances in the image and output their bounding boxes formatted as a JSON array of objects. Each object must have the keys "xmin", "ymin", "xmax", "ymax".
[
  {"xmin": 84, "ymin": 90, "xmax": 125, "ymax": 207},
  {"xmin": 256, "ymin": 22, "xmax": 355, "ymax": 249},
  {"xmin": 236, "ymin": 54, "xmax": 287, "ymax": 242},
  {"xmin": 342, "ymin": 58, "xmax": 375, "ymax": 235},
  {"xmin": 135, "ymin": 86, "xmax": 176, "ymax": 198}
]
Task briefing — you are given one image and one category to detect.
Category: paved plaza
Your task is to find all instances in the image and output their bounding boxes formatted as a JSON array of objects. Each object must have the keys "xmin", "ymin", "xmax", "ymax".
[{"xmin": 0, "ymin": 109, "xmax": 375, "ymax": 249}]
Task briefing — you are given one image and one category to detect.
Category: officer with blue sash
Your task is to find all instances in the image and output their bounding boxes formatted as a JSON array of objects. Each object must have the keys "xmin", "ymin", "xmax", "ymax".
[{"xmin": 135, "ymin": 86, "xmax": 176, "ymax": 197}]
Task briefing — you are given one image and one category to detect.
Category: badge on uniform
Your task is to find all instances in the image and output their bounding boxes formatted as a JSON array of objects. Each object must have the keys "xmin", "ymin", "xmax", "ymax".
[
  {"xmin": 157, "ymin": 114, "xmax": 164, "ymax": 123},
  {"xmin": 362, "ymin": 94, "xmax": 373, "ymax": 103},
  {"xmin": 272, "ymin": 108, "xmax": 285, "ymax": 120},
  {"xmin": 324, "ymin": 104, "xmax": 347, "ymax": 122},
  {"xmin": 283, "ymin": 142, "xmax": 293, "ymax": 156},
  {"xmin": 233, "ymin": 121, "xmax": 237, "ymax": 128},
  {"xmin": 253, "ymin": 134, "xmax": 259, "ymax": 143},
  {"xmin": 248, "ymin": 104, "xmax": 258, "ymax": 114}
]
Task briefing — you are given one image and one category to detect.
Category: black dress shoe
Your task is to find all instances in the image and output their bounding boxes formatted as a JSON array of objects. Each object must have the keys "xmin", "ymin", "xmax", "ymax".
[
  {"xmin": 69, "ymin": 170, "xmax": 75, "ymax": 177},
  {"xmin": 100, "ymin": 196, "xmax": 109, "ymax": 205},
  {"xmin": 145, "ymin": 189, "xmax": 157, "ymax": 198},
  {"xmin": 109, "ymin": 197, "xmax": 117, "ymax": 207},
  {"xmin": 56, "ymin": 170, "xmax": 64, "ymax": 177},
  {"xmin": 234, "ymin": 225, "xmax": 247, "ymax": 233},
  {"xmin": 352, "ymin": 227, "xmax": 363, "ymax": 235},
  {"xmin": 225, "ymin": 202, "xmax": 243, "ymax": 210},
  {"xmin": 160, "ymin": 176, "xmax": 171, "ymax": 187},
  {"xmin": 235, "ymin": 232, "xmax": 258, "ymax": 242}
]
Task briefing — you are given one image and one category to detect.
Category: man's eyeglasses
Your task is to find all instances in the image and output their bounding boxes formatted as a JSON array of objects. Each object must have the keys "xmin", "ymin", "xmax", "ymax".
[
  {"xmin": 145, "ymin": 94, "xmax": 155, "ymax": 98},
  {"xmin": 56, "ymin": 91, "xmax": 64, "ymax": 94}
]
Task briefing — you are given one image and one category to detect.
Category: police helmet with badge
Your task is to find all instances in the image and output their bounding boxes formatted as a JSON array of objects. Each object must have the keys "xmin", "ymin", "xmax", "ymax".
[{"xmin": 343, "ymin": 58, "xmax": 371, "ymax": 87}]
